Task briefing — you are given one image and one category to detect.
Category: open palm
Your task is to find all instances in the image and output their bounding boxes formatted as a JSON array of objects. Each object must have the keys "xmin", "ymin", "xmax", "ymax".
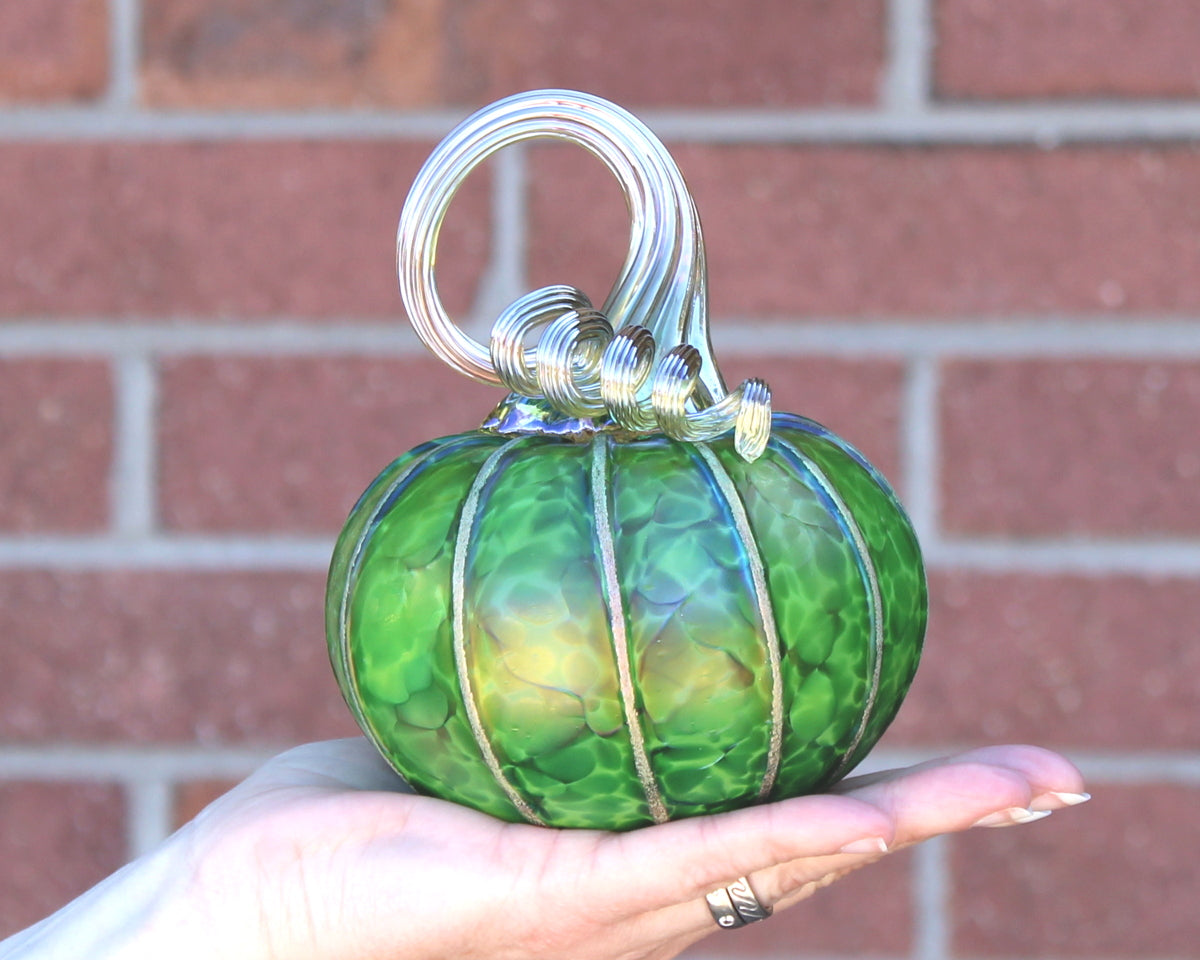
[{"xmin": 168, "ymin": 738, "xmax": 1085, "ymax": 960}]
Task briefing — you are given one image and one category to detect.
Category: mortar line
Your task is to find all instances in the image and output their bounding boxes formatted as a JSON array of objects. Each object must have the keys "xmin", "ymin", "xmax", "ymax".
[
  {"xmin": 4, "ymin": 320, "xmax": 1200, "ymax": 357},
  {"xmin": 901, "ymin": 355, "xmax": 939, "ymax": 544},
  {"xmin": 884, "ymin": 0, "xmax": 933, "ymax": 113},
  {"xmin": 912, "ymin": 837, "xmax": 951, "ymax": 960},
  {"xmin": 0, "ymin": 323, "xmax": 422, "ymax": 356},
  {"xmin": 466, "ymin": 144, "xmax": 529, "ymax": 336},
  {"xmin": 13, "ymin": 103, "xmax": 1200, "ymax": 143},
  {"xmin": 710, "ymin": 320, "xmax": 1200, "ymax": 357},
  {"xmin": 842, "ymin": 749, "xmax": 1200, "ymax": 783},
  {"xmin": 0, "ymin": 746, "xmax": 279, "ymax": 780},
  {"xmin": 924, "ymin": 539, "xmax": 1200, "ymax": 576},
  {"xmin": 125, "ymin": 777, "xmax": 173, "ymax": 859},
  {"xmin": 0, "ymin": 536, "xmax": 334, "ymax": 569},
  {"xmin": 1069, "ymin": 753, "xmax": 1200, "ymax": 783},
  {"xmin": 106, "ymin": 0, "xmax": 140, "ymax": 110},
  {"xmin": 111, "ymin": 353, "xmax": 157, "ymax": 537},
  {"xmin": 0, "ymin": 534, "xmax": 1198, "ymax": 575},
  {"xmin": 510, "ymin": 145, "xmax": 530, "ymax": 293},
  {"xmin": 0, "ymin": 745, "xmax": 1196, "ymax": 782}
]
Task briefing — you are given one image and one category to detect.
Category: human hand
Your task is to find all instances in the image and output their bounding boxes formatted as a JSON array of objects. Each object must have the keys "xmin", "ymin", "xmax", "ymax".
[
  {"xmin": 160, "ymin": 739, "xmax": 1088, "ymax": 959},
  {"xmin": 2, "ymin": 738, "xmax": 1087, "ymax": 960}
]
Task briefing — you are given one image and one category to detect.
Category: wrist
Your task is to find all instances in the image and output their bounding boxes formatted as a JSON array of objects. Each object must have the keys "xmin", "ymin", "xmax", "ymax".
[{"xmin": 0, "ymin": 830, "xmax": 216, "ymax": 960}]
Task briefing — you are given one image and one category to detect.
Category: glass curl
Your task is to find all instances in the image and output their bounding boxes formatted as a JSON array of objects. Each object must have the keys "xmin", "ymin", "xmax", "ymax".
[{"xmin": 397, "ymin": 89, "xmax": 772, "ymax": 460}]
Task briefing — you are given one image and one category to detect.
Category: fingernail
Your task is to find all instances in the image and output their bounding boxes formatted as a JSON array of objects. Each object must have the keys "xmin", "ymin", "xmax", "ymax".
[
  {"xmin": 1030, "ymin": 791, "xmax": 1091, "ymax": 812},
  {"xmin": 839, "ymin": 836, "xmax": 889, "ymax": 855},
  {"xmin": 972, "ymin": 807, "xmax": 1053, "ymax": 828}
]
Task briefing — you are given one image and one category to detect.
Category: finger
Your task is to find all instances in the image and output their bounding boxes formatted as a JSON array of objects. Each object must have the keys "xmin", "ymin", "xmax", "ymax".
[
  {"xmin": 843, "ymin": 759, "xmax": 1036, "ymax": 840},
  {"xmin": 730, "ymin": 759, "xmax": 1038, "ymax": 914},
  {"xmin": 835, "ymin": 744, "xmax": 1084, "ymax": 798},
  {"xmin": 608, "ymin": 750, "xmax": 1086, "ymax": 947},
  {"xmin": 935, "ymin": 745, "xmax": 1088, "ymax": 810},
  {"xmin": 588, "ymin": 756, "xmax": 1034, "ymax": 920},
  {"xmin": 771, "ymin": 863, "xmax": 859, "ymax": 911},
  {"xmin": 589, "ymin": 792, "xmax": 894, "ymax": 915}
]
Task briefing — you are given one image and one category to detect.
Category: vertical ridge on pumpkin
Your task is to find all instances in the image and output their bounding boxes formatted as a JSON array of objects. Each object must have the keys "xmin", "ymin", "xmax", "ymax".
[
  {"xmin": 333, "ymin": 442, "xmax": 446, "ymax": 734},
  {"xmin": 775, "ymin": 421, "xmax": 926, "ymax": 775},
  {"xmin": 693, "ymin": 442, "xmax": 785, "ymax": 800},
  {"xmin": 451, "ymin": 437, "xmax": 546, "ymax": 826},
  {"xmin": 591, "ymin": 435, "xmax": 669, "ymax": 824},
  {"xmin": 771, "ymin": 436, "xmax": 884, "ymax": 783},
  {"xmin": 609, "ymin": 439, "xmax": 772, "ymax": 817},
  {"xmin": 332, "ymin": 435, "xmax": 499, "ymax": 746}
]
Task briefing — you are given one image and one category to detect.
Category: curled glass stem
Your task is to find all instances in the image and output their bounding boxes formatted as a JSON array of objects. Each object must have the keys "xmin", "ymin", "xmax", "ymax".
[
  {"xmin": 489, "ymin": 287, "xmax": 772, "ymax": 461},
  {"xmin": 397, "ymin": 89, "xmax": 771, "ymax": 460}
]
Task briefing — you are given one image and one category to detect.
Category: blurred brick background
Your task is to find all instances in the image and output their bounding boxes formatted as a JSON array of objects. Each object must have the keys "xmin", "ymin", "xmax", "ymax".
[{"xmin": 1, "ymin": 1, "xmax": 1197, "ymax": 956}]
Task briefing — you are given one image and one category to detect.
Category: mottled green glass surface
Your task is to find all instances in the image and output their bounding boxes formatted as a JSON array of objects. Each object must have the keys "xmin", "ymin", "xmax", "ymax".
[
  {"xmin": 609, "ymin": 439, "xmax": 773, "ymax": 818},
  {"xmin": 711, "ymin": 442, "xmax": 873, "ymax": 798},
  {"xmin": 465, "ymin": 441, "xmax": 652, "ymax": 828},
  {"xmin": 326, "ymin": 412, "xmax": 926, "ymax": 829},
  {"xmin": 324, "ymin": 437, "xmax": 448, "ymax": 730},
  {"xmin": 773, "ymin": 415, "xmax": 927, "ymax": 773},
  {"xmin": 341, "ymin": 435, "xmax": 524, "ymax": 821}
]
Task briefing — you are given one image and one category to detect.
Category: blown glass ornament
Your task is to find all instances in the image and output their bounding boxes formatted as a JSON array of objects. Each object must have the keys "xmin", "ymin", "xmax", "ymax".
[{"xmin": 326, "ymin": 90, "xmax": 926, "ymax": 830}]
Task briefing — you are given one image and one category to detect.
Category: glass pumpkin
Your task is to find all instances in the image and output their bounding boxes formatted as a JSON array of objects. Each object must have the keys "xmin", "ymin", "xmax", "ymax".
[{"xmin": 324, "ymin": 91, "xmax": 927, "ymax": 830}]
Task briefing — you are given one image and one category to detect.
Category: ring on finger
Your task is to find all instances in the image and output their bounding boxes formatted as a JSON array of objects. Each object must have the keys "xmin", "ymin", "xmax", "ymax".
[{"xmin": 705, "ymin": 876, "xmax": 772, "ymax": 929}]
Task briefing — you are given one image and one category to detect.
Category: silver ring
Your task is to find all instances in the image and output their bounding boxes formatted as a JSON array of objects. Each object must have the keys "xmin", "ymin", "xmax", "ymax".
[{"xmin": 705, "ymin": 876, "xmax": 772, "ymax": 929}]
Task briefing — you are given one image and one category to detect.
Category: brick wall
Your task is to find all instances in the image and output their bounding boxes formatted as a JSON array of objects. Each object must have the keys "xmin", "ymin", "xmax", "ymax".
[{"xmin": 1, "ymin": 1, "xmax": 1196, "ymax": 955}]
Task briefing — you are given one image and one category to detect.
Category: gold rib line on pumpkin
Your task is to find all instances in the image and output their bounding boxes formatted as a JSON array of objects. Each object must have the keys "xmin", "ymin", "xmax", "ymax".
[
  {"xmin": 694, "ymin": 443, "xmax": 785, "ymax": 800},
  {"xmin": 773, "ymin": 437, "xmax": 883, "ymax": 782},
  {"xmin": 452, "ymin": 437, "xmax": 546, "ymax": 827},
  {"xmin": 591, "ymin": 435, "xmax": 670, "ymax": 824},
  {"xmin": 340, "ymin": 441, "xmax": 450, "ymax": 740}
]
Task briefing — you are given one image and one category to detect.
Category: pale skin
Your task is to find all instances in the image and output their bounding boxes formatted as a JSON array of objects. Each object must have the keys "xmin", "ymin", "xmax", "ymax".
[{"xmin": 0, "ymin": 738, "xmax": 1087, "ymax": 960}]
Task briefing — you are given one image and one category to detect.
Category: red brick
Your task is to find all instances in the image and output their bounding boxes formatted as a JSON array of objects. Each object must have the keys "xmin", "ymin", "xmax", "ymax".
[
  {"xmin": 0, "ymin": 142, "xmax": 489, "ymax": 319},
  {"xmin": 686, "ymin": 849, "xmax": 912, "ymax": 957},
  {"xmin": 173, "ymin": 778, "xmax": 240, "ymax": 828},
  {"xmin": 158, "ymin": 356, "xmax": 503, "ymax": 532},
  {"xmin": 141, "ymin": 0, "xmax": 447, "ymax": 109},
  {"xmin": 0, "ymin": 781, "xmax": 126, "ymax": 938},
  {"xmin": 157, "ymin": 355, "xmax": 904, "ymax": 533},
  {"xmin": 0, "ymin": 359, "xmax": 112, "ymax": 533},
  {"xmin": 0, "ymin": 0, "xmax": 108, "ymax": 104},
  {"xmin": 941, "ymin": 360, "xmax": 1200, "ymax": 537},
  {"xmin": 952, "ymin": 784, "xmax": 1200, "ymax": 956},
  {"xmin": 723, "ymin": 356, "xmax": 905, "ymax": 485},
  {"xmin": 937, "ymin": 0, "xmax": 1200, "ymax": 100},
  {"xmin": 0, "ymin": 570, "xmax": 358, "ymax": 744},
  {"xmin": 529, "ymin": 144, "xmax": 1200, "ymax": 318},
  {"xmin": 884, "ymin": 573, "xmax": 1200, "ymax": 751},
  {"xmin": 452, "ymin": 0, "xmax": 885, "ymax": 109},
  {"xmin": 141, "ymin": 0, "xmax": 884, "ymax": 110}
]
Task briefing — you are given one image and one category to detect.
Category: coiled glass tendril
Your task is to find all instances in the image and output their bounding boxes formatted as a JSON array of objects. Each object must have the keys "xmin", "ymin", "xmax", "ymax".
[
  {"xmin": 397, "ymin": 90, "xmax": 772, "ymax": 461},
  {"xmin": 490, "ymin": 285, "xmax": 772, "ymax": 461}
]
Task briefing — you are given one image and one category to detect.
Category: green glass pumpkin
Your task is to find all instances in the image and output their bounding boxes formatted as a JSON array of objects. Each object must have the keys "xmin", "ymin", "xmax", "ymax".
[
  {"xmin": 324, "ymin": 90, "xmax": 927, "ymax": 830},
  {"xmin": 326, "ymin": 411, "xmax": 925, "ymax": 829}
]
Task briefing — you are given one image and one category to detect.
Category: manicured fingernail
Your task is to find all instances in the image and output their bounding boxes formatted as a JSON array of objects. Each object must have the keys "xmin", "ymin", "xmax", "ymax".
[
  {"xmin": 1030, "ymin": 791, "xmax": 1091, "ymax": 812},
  {"xmin": 839, "ymin": 836, "xmax": 889, "ymax": 855},
  {"xmin": 972, "ymin": 807, "xmax": 1053, "ymax": 828}
]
